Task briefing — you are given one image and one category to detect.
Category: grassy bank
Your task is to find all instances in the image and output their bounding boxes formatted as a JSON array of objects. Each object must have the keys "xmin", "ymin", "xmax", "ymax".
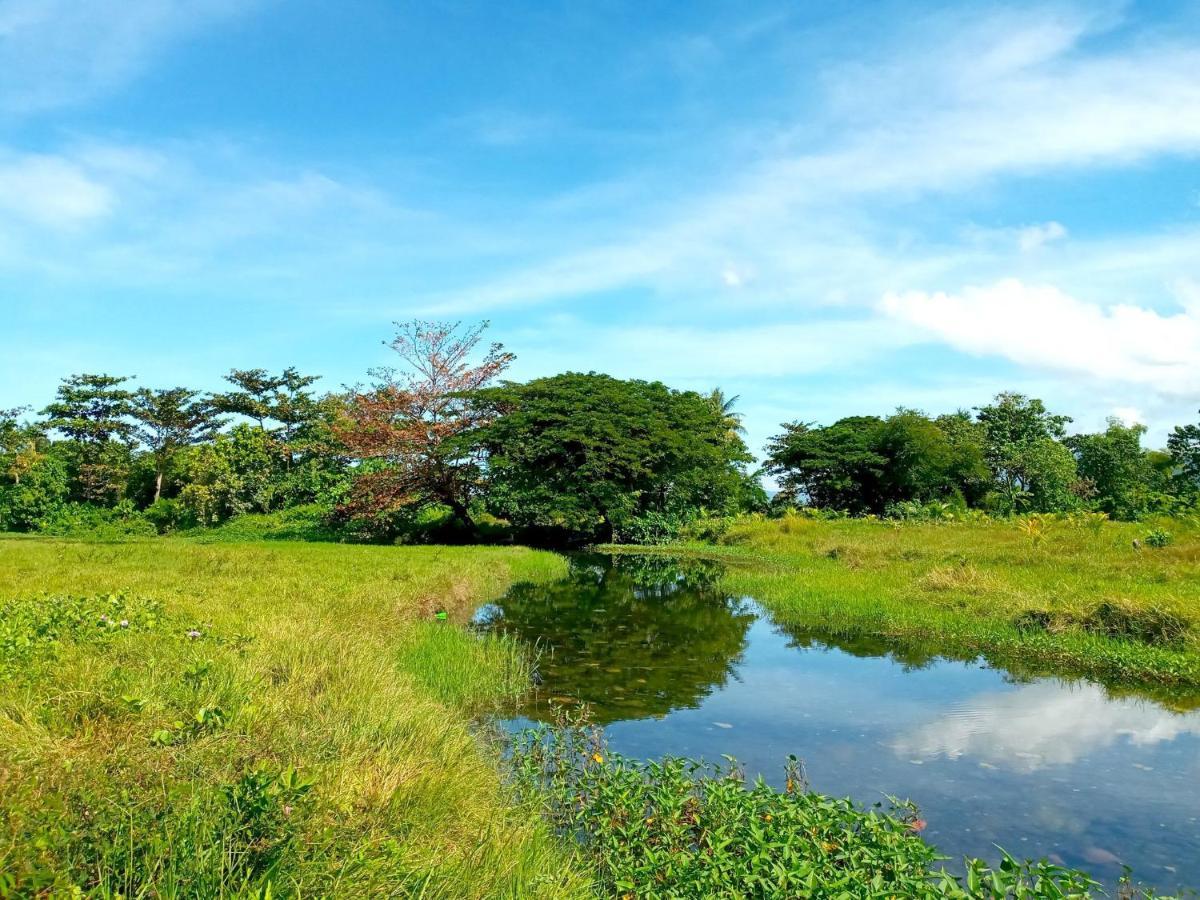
[
  {"xmin": 621, "ymin": 515, "xmax": 1200, "ymax": 704},
  {"xmin": 0, "ymin": 536, "xmax": 585, "ymax": 898}
]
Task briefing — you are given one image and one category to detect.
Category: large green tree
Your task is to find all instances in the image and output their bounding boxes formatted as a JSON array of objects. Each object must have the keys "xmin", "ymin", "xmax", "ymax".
[
  {"xmin": 765, "ymin": 410, "xmax": 988, "ymax": 514},
  {"xmin": 765, "ymin": 416, "xmax": 888, "ymax": 513},
  {"xmin": 975, "ymin": 392, "xmax": 1078, "ymax": 513},
  {"xmin": 475, "ymin": 373, "xmax": 753, "ymax": 542},
  {"xmin": 1168, "ymin": 411, "xmax": 1200, "ymax": 501},
  {"xmin": 1067, "ymin": 419, "xmax": 1158, "ymax": 519},
  {"xmin": 131, "ymin": 388, "xmax": 224, "ymax": 502},
  {"xmin": 41, "ymin": 374, "xmax": 136, "ymax": 503}
]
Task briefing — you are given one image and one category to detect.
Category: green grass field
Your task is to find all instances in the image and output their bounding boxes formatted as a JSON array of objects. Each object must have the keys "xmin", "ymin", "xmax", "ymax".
[
  {"xmin": 0, "ymin": 535, "xmax": 586, "ymax": 898},
  {"xmin": 644, "ymin": 515, "xmax": 1200, "ymax": 705}
]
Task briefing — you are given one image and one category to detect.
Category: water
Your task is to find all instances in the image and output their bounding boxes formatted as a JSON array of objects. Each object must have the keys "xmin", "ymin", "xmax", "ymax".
[{"xmin": 475, "ymin": 554, "xmax": 1200, "ymax": 892}]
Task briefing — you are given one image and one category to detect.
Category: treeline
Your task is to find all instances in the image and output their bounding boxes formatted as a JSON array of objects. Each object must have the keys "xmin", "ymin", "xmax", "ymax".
[
  {"xmin": 3, "ymin": 321, "xmax": 1199, "ymax": 543},
  {"xmin": 766, "ymin": 395, "xmax": 1200, "ymax": 520},
  {"xmin": 0, "ymin": 322, "xmax": 760, "ymax": 544}
]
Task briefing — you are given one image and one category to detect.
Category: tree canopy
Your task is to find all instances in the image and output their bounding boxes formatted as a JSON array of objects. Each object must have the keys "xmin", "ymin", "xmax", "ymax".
[{"xmin": 475, "ymin": 372, "xmax": 755, "ymax": 542}]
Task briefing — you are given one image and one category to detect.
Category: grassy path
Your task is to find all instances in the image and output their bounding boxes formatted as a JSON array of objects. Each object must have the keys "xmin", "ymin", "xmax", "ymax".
[{"xmin": 0, "ymin": 536, "xmax": 587, "ymax": 898}]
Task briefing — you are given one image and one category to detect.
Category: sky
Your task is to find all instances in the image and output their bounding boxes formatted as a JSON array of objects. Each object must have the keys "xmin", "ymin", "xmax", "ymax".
[{"xmin": 3, "ymin": 0, "xmax": 1200, "ymax": 461}]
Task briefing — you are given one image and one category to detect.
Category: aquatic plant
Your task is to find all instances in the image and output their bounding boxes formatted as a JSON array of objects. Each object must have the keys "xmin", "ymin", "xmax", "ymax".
[{"xmin": 510, "ymin": 718, "xmax": 1115, "ymax": 899}]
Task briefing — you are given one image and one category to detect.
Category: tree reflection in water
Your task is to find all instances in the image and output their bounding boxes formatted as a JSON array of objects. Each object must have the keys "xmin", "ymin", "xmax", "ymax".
[{"xmin": 475, "ymin": 554, "xmax": 754, "ymax": 724}]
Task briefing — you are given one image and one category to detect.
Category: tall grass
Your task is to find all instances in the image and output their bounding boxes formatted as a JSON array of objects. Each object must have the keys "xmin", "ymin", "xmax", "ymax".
[
  {"xmin": 0, "ymin": 536, "xmax": 586, "ymax": 898},
  {"xmin": 621, "ymin": 515, "xmax": 1200, "ymax": 702}
]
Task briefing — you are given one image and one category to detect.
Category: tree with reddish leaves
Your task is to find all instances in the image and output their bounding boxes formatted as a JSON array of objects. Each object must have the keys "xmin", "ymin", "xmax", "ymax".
[{"xmin": 336, "ymin": 320, "xmax": 513, "ymax": 530}]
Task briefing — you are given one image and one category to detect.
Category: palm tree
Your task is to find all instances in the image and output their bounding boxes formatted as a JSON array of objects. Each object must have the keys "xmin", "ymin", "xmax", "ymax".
[{"xmin": 707, "ymin": 388, "xmax": 746, "ymax": 442}]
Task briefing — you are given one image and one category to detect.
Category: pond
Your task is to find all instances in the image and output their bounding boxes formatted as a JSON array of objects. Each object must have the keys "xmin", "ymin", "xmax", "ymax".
[{"xmin": 474, "ymin": 554, "xmax": 1200, "ymax": 893}]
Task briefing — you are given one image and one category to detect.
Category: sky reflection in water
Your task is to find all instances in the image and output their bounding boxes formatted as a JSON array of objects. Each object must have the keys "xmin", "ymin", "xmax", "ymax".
[{"xmin": 475, "ymin": 555, "xmax": 1200, "ymax": 891}]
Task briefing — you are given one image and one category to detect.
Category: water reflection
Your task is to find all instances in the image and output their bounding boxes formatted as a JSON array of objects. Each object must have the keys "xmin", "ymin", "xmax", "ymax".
[
  {"xmin": 479, "ymin": 555, "xmax": 1200, "ymax": 891},
  {"xmin": 475, "ymin": 554, "xmax": 753, "ymax": 723},
  {"xmin": 893, "ymin": 681, "xmax": 1200, "ymax": 772}
]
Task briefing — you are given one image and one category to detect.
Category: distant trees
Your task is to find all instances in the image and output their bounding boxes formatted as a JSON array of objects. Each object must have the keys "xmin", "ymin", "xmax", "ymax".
[
  {"xmin": 765, "ymin": 410, "xmax": 988, "ymax": 515},
  {"xmin": 475, "ymin": 373, "xmax": 756, "ymax": 542},
  {"xmin": 3, "ymin": 323, "xmax": 1199, "ymax": 539},
  {"xmin": 975, "ymin": 393, "xmax": 1078, "ymax": 513},
  {"xmin": 1168, "ymin": 411, "xmax": 1200, "ymax": 500}
]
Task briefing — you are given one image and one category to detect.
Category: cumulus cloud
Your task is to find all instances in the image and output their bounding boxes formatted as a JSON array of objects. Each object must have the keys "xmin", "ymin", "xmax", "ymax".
[
  {"xmin": 880, "ymin": 279, "xmax": 1200, "ymax": 396},
  {"xmin": 892, "ymin": 681, "xmax": 1200, "ymax": 773}
]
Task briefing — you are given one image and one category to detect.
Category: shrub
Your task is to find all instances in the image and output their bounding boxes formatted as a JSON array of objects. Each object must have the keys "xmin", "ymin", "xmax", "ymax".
[
  {"xmin": 1144, "ymin": 528, "xmax": 1173, "ymax": 549},
  {"xmin": 143, "ymin": 497, "xmax": 197, "ymax": 533},
  {"xmin": 34, "ymin": 500, "xmax": 156, "ymax": 538},
  {"xmin": 1082, "ymin": 599, "xmax": 1191, "ymax": 647}
]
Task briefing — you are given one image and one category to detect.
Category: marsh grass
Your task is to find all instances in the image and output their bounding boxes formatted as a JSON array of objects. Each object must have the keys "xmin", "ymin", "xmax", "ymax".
[
  {"xmin": 0, "ymin": 536, "xmax": 586, "ymax": 898},
  {"xmin": 612, "ymin": 515, "xmax": 1200, "ymax": 702}
]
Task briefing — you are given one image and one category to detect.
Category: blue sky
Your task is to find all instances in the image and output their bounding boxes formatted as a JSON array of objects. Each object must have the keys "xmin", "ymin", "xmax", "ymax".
[{"xmin": 3, "ymin": 0, "xmax": 1200, "ymax": 459}]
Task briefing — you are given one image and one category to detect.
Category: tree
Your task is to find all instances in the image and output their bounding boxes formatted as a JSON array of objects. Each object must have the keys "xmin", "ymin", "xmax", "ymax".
[
  {"xmin": 1, "ymin": 407, "xmax": 40, "ymax": 486},
  {"xmin": 337, "ymin": 320, "xmax": 513, "ymax": 529},
  {"xmin": 1168, "ymin": 412, "xmax": 1200, "ymax": 500},
  {"xmin": 975, "ymin": 393, "xmax": 1077, "ymax": 513},
  {"xmin": 130, "ymin": 387, "xmax": 224, "ymax": 502},
  {"xmin": 475, "ymin": 373, "xmax": 753, "ymax": 542},
  {"xmin": 765, "ymin": 417, "xmax": 888, "ymax": 513},
  {"xmin": 41, "ymin": 374, "xmax": 136, "ymax": 503},
  {"xmin": 707, "ymin": 389, "xmax": 746, "ymax": 441}
]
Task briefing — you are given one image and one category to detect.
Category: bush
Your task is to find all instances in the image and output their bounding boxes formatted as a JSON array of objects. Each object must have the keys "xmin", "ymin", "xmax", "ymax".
[
  {"xmin": 614, "ymin": 510, "xmax": 689, "ymax": 545},
  {"xmin": 1144, "ymin": 528, "xmax": 1173, "ymax": 549},
  {"xmin": 143, "ymin": 497, "xmax": 197, "ymax": 534},
  {"xmin": 34, "ymin": 501, "xmax": 156, "ymax": 538},
  {"xmin": 1082, "ymin": 599, "xmax": 1191, "ymax": 647}
]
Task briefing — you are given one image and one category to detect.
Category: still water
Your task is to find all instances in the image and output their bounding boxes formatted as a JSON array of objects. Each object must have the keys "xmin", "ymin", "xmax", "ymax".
[{"xmin": 474, "ymin": 554, "xmax": 1200, "ymax": 892}]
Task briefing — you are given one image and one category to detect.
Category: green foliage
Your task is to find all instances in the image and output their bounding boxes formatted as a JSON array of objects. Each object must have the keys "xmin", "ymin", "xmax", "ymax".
[
  {"xmin": 1167, "ymin": 413, "xmax": 1200, "ymax": 498},
  {"xmin": 766, "ymin": 409, "xmax": 987, "ymax": 515},
  {"xmin": 0, "ymin": 591, "xmax": 161, "ymax": 677},
  {"xmin": 476, "ymin": 372, "xmax": 754, "ymax": 542},
  {"xmin": 1144, "ymin": 528, "xmax": 1173, "ymax": 549},
  {"xmin": 976, "ymin": 393, "xmax": 1079, "ymax": 514},
  {"xmin": 1068, "ymin": 420, "xmax": 1161, "ymax": 520},
  {"xmin": 0, "ymin": 447, "xmax": 70, "ymax": 531},
  {"xmin": 511, "ymin": 720, "xmax": 1104, "ymax": 898},
  {"xmin": 33, "ymin": 500, "xmax": 158, "ymax": 538}
]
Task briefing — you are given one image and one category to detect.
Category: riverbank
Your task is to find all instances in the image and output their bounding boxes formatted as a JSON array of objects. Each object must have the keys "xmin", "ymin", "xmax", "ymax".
[
  {"xmin": 0, "ymin": 536, "xmax": 585, "ymax": 898},
  {"xmin": 612, "ymin": 515, "xmax": 1200, "ymax": 704}
]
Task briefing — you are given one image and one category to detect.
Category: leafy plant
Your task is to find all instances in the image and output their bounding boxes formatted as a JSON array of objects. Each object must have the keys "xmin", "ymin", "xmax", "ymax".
[
  {"xmin": 1144, "ymin": 528, "xmax": 1173, "ymax": 549},
  {"xmin": 510, "ymin": 718, "xmax": 1108, "ymax": 898}
]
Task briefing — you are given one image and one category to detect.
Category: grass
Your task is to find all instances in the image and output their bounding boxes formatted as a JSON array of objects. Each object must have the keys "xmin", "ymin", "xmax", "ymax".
[
  {"xmin": 0, "ymin": 535, "xmax": 587, "ymax": 898},
  {"xmin": 617, "ymin": 514, "xmax": 1200, "ymax": 706}
]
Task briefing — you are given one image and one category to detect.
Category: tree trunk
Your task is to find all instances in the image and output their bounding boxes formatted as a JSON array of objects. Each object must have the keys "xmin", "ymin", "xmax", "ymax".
[
  {"xmin": 446, "ymin": 496, "xmax": 475, "ymax": 532},
  {"xmin": 154, "ymin": 469, "xmax": 164, "ymax": 503}
]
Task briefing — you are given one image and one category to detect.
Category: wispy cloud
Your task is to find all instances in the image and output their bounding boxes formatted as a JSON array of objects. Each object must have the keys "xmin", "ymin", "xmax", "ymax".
[{"xmin": 0, "ymin": 0, "xmax": 263, "ymax": 114}]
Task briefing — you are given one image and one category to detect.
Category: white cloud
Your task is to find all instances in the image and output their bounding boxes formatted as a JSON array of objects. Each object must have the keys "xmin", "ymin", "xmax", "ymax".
[
  {"xmin": 892, "ymin": 681, "xmax": 1200, "ymax": 773},
  {"xmin": 0, "ymin": 0, "xmax": 261, "ymax": 114},
  {"xmin": 0, "ymin": 154, "xmax": 113, "ymax": 226},
  {"xmin": 1017, "ymin": 221, "xmax": 1068, "ymax": 251},
  {"xmin": 880, "ymin": 279, "xmax": 1200, "ymax": 396}
]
